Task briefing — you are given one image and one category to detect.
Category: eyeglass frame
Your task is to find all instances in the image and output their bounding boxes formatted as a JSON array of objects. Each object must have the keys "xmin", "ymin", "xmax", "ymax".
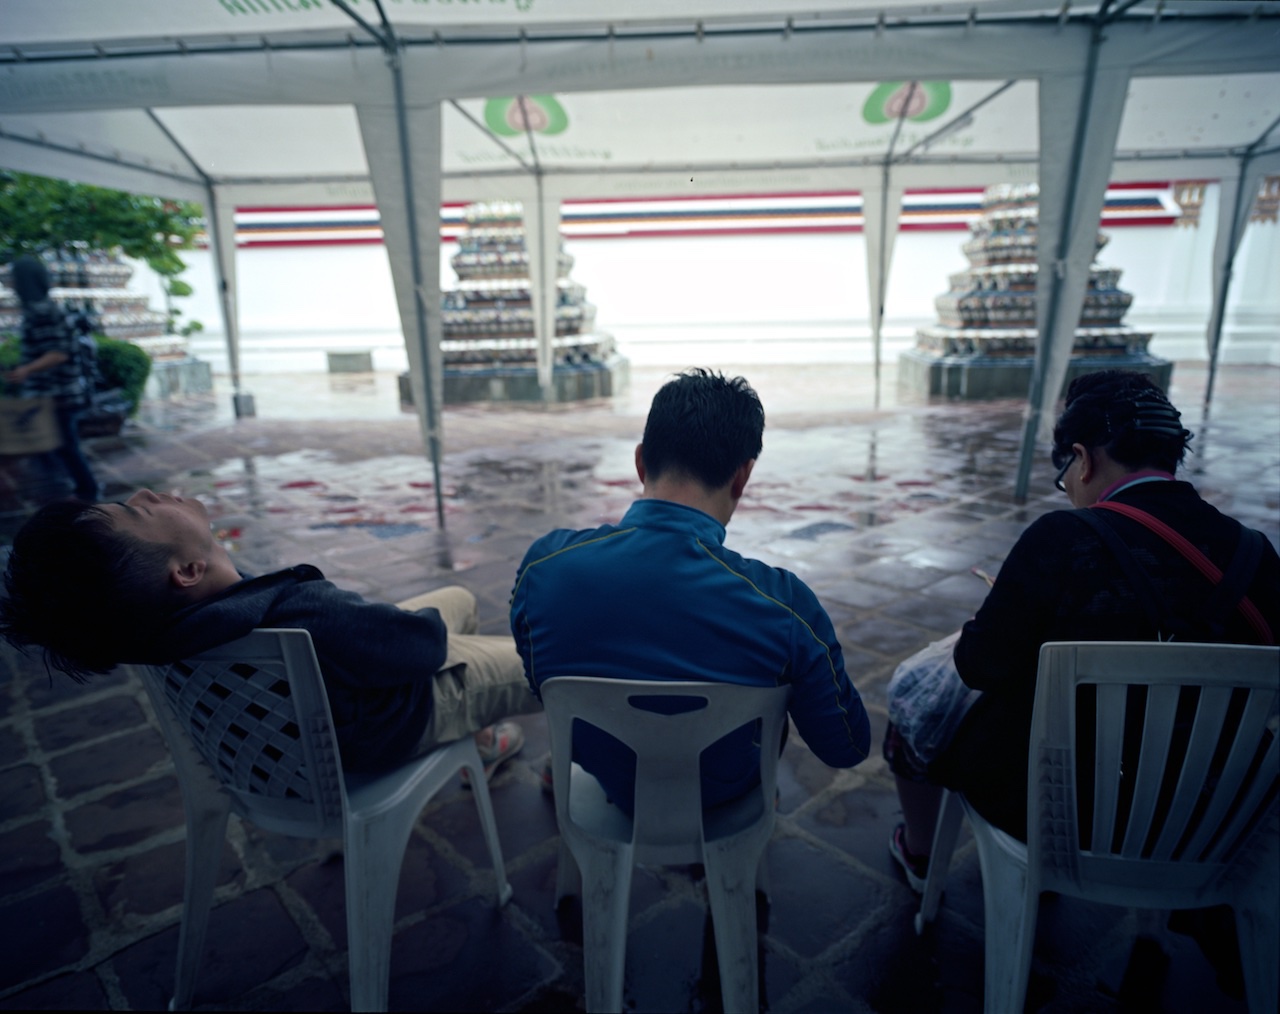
[{"xmin": 1052, "ymin": 446, "xmax": 1077, "ymax": 492}]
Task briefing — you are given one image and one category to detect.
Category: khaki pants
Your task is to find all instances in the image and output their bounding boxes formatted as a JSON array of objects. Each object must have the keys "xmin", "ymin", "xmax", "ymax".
[{"xmin": 396, "ymin": 586, "xmax": 541, "ymax": 753}]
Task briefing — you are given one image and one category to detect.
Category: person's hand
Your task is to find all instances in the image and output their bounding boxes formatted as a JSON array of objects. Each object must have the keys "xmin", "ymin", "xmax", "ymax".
[{"xmin": 4, "ymin": 365, "xmax": 29, "ymax": 385}]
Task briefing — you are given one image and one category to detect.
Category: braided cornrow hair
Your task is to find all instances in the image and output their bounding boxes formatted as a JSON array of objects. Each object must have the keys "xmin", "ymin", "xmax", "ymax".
[{"xmin": 1052, "ymin": 370, "xmax": 1193, "ymax": 474}]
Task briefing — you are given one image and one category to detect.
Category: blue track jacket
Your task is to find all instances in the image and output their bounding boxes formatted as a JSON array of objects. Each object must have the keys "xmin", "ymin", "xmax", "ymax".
[{"xmin": 511, "ymin": 498, "xmax": 870, "ymax": 810}]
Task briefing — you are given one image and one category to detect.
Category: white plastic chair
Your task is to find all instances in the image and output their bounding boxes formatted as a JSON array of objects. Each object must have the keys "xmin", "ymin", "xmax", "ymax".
[
  {"xmin": 137, "ymin": 628, "xmax": 513, "ymax": 1012},
  {"xmin": 541, "ymin": 676, "xmax": 790, "ymax": 1014},
  {"xmin": 914, "ymin": 641, "xmax": 1280, "ymax": 1014}
]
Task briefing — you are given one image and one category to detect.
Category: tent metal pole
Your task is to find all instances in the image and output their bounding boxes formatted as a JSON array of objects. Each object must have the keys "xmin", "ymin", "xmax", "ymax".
[
  {"xmin": 448, "ymin": 99, "xmax": 536, "ymax": 172},
  {"xmin": 203, "ymin": 184, "xmax": 252, "ymax": 417},
  {"xmin": 1012, "ymin": 28, "xmax": 1104, "ymax": 504},
  {"xmin": 143, "ymin": 108, "xmax": 252, "ymax": 419},
  {"xmin": 874, "ymin": 162, "xmax": 890, "ymax": 411},
  {"xmin": 388, "ymin": 47, "xmax": 446, "ymax": 528},
  {"xmin": 518, "ymin": 99, "xmax": 555, "ymax": 399},
  {"xmin": 345, "ymin": 0, "xmax": 446, "ymax": 526},
  {"xmin": 533, "ymin": 171, "xmax": 553, "ymax": 398},
  {"xmin": 0, "ymin": 131, "xmax": 205, "ymax": 191},
  {"xmin": 1203, "ymin": 156, "xmax": 1251, "ymax": 421},
  {"xmin": 872, "ymin": 83, "xmax": 916, "ymax": 412}
]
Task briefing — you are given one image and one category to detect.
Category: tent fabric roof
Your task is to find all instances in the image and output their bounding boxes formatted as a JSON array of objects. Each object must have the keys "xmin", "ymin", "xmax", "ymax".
[
  {"xmin": 2, "ymin": 1, "xmax": 1277, "ymax": 508},
  {"xmin": 2, "ymin": 1, "xmax": 1275, "ymax": 51},
  {"xmin": 2, "ymin": 3, "xmax": 1277, "ymax": 206}
]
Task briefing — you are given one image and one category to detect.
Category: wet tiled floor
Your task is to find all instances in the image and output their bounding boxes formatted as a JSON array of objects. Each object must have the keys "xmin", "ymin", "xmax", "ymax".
[{"xmin": 0, "ymin": 361, "xmax": 1276, "ymax": 1011}]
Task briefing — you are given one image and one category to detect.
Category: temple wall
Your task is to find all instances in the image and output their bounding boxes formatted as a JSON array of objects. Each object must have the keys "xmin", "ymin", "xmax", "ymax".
[{"xmin": 155, "ymin": 193, "xmax": 1279, "ymax": 375}]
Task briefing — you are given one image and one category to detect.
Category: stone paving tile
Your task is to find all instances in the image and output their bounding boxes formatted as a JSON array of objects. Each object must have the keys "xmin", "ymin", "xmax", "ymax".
[
  {"xmin": 0, "ymin": 883, "xmax": 91, "ymax": 987},
  {"xmin": 237, "ymin": 973, "xmax": 351, "ymax": 1013},
  {"xmin": 93, "ymin": 839, "xmax": 242, "ymax": 924},
  {"xmin": 842, "ymin": 902, "xmax": 984, "ymax": 1014},
  {"xmin": 879, "ymin": 595, "xmax": 975, "ymax": 635},
  {"xmin": 46, "ymin": 728, "xmax": 170, "ymax": 799},
  {"xmin": 387, "ymin": 895, "xmax": 559, "ymax": 1012},
  {"xmin": 795, "ymin": 775, "xmax": 914, "ymax": 885},
  {"xmin": 813, "ymin": 578, "xmax": 902, "ymax": 611},
  {"xmin": 0, "ymin": 763, "xmax": 44, "ymax": 815},
  {"xmin": 618, "ymin": 895, "xmax": 719, "ymax": 1010},
  {"xmin": 0, "ymin": 362, "xmax": 1271, "ymax": 1010},
  {"xmin": 919, "ymin": 572, "xmax": 997, "ymax": 612},
  {"xmin": 32, "ymin": 693, "xmax": 148, "ymax": 752},
  {"xmin": 111, "ymin": 887, "xmax": 313, "ymax": 1010},
  {"xmin": 0, "ymin": 968, "xmax": 111, "ymax": 1010},
  {"xmin": 768, "ymin": 835, "xmax": 892, "ymax": 960},
  {"xmin": 839, "ymin": 616, "xmax": 937, "ymax": 659},
  {"xmin": 62, "ymin": 776, "xmax": 187, "ymax": 854},
  {"xmin": 0, "ymin": 819, "xmax": 63, "ymax": 896}
]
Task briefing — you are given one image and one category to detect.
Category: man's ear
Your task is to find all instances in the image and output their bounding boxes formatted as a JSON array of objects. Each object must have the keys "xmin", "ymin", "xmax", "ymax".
[
  {"xmin": 170, "ymin": 557, "xmax": 207, "ymax": 591},
  {"xmin": 729, "ymin": 458, "xmax": 756, "ymax": 501},
  {"xmin": 634, "ymin": 443, "xmax": 646, "ymax": 484}
]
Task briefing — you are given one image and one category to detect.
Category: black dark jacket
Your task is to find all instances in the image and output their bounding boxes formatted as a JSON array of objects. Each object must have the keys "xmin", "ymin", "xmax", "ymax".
[
  {"xmin": 147, "ymin": 566, "xmax": 448, "ymax": 771},
  {"xmin": 935, "ymin": 479, "xmax": 1280, "ymax": 837}
]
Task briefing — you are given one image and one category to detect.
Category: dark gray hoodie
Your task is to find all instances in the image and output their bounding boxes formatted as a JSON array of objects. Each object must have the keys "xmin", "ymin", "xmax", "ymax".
[{"xmin": 148, "ymin": 565, "xmax": 447, "ymax": 771}]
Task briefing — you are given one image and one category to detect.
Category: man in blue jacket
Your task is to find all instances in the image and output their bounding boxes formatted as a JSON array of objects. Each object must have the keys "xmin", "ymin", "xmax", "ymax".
[{"xmin": 510, "ymin": 368, "xmax": 870, "ymax": 811}]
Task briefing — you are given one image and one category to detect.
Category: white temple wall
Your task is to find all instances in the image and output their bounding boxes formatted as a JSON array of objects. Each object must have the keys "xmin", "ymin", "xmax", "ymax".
[
  {"xmin": 1222, "ymin": 219, "xmax": 1280, "ymax": 366},
  {"xmin": 1108, "ymin": 183, "xmax": 1280, "ymax": 366},
  {"xmin": 168, "ymin": 204, "xmax": 1280, "ymax": 375}
]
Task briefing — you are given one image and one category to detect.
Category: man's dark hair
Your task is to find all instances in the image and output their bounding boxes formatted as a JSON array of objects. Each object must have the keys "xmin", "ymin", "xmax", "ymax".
[
  {"xmin": 9, "ymin": 255, "xmax": 51, "ymax": 307},
  {"xmin": 1052, "ymin": 370, "xmax": 1193, "ymax": 474},
  {"xmin": 641, "ymin": 368, "xmax": 765, "ymax": 490},
  {"xmin": 0, "ymin": 500, "xmax": 175, "ymax": 681}
]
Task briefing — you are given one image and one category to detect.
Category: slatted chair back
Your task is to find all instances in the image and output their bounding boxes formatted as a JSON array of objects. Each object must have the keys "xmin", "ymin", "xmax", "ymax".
[
  {"xmin": 1031, "ymin": 640, "xmax": 1279, "ymax": 906},
  {"xmin": 915, "ymin": 641, "xmax": 1280, "ymax": 1014},
  {"xmin": 157, "ymin": 628, "xmax": 347, "ymax": 837}
]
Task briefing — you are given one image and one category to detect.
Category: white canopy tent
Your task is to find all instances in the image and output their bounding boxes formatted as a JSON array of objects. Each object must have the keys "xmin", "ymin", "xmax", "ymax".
[{"xmin": 2, "ymin": 1, "xmax": 1278, "ymax": 518}]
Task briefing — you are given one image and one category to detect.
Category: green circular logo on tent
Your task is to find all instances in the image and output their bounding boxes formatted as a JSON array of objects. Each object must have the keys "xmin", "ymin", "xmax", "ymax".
[
  {"xmin": 483, "ymin": 96, "xmax": 569, "ymax": 136},
  {"xmin": 863, "ymin": 82, "xmax": 952, "ymax": 124}
]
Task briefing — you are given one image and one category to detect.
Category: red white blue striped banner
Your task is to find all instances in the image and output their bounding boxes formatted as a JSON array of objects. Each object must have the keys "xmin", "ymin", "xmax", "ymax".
[{"xmin": 223, "ymin": 183, "xmax": 1180, "ymax": 248}]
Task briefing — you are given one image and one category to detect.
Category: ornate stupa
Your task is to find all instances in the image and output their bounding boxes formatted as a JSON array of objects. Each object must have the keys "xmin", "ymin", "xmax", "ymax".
[
  {"xmin": 0, "ymin": 250, "xmax": 180, "ymax": 357},
  {"xmin": 900, "ymin": 183, "xmax": 1170, "ymax": 398},
  {"xmin": 1, "ymin": 249, "xmax": 213, "ymax": 402},
  {"xmin": 436, "ymin": 201, "xmax": 627, "ymax": 403}
]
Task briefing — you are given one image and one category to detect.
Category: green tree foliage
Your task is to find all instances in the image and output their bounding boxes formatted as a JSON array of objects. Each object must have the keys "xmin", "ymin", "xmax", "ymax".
[
  {"xmin": 0, "ymin": 170, "xmax": 205, "ymax": 334},
  {"xmin": 0, "ymin": 171, "xmax": 203, "ymax": 275}
]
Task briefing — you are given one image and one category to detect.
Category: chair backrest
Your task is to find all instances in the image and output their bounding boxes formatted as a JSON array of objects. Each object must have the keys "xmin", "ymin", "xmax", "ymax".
[
  {"xmin": 1029, "ymin": 641, "xmax": 1279, "ymax": 907},
  {"xmin": 149, "ymin": 628, "xmax": 348, "ymax": 837},
  {"xmin": 541, "ymin": 677, "xmax": 790, "ymax": 865}
]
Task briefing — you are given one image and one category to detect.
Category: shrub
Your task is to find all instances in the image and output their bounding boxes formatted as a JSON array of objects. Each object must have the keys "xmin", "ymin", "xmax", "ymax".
[
  {"xmin": 0, "ymin": 332, "xmax": 151, "ymax": 415},
  {"xmin": 94, "ymin": 336, "xmax": 151, "ymax": 415},
  {"xmin": 0, "ymin": 333, "xmax": 19, "ymax": 373}
]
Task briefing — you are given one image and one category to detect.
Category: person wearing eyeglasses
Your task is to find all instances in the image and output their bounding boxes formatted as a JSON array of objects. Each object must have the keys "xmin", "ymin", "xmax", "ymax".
[{"xmin": 884, "ymin": 369, "xmax": 1279, "ymax": 893}]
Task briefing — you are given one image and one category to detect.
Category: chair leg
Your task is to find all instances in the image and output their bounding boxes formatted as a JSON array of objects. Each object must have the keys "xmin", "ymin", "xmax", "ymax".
[
  {"xmin": 915, "ymin": 789, "xmax": 964, "ymax": 934},
  {"xmin": 344, "ymin": 806, "xmax": 423, "ymax": 1012},
  {"xmin": 170, "ymin": 794, "xmax": 232, "ymax": 1010},
  {"xmin": 461, "ymin": 746, "xmax": 514, "ymax": 907},
  {"xmin": 1235, "ymin": 897, "xmax": 1279, "ymax": 1014},
  {"xmin": 967, "ymin": 823, "xmax": 1035, "ymax": 1014},
  {"xmin": 704, "ymin": 841, "xmax": 765, "ymax": 1014},
  {"xmin": 574, "ymin": 842, "xmax": 634, "ymax": 1014}
]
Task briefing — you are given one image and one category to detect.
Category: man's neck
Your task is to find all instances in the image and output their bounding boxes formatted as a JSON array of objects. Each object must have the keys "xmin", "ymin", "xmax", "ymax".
[{"xmin": 640, "ymin": 477, "xmax": 736, "ymax": 527}]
